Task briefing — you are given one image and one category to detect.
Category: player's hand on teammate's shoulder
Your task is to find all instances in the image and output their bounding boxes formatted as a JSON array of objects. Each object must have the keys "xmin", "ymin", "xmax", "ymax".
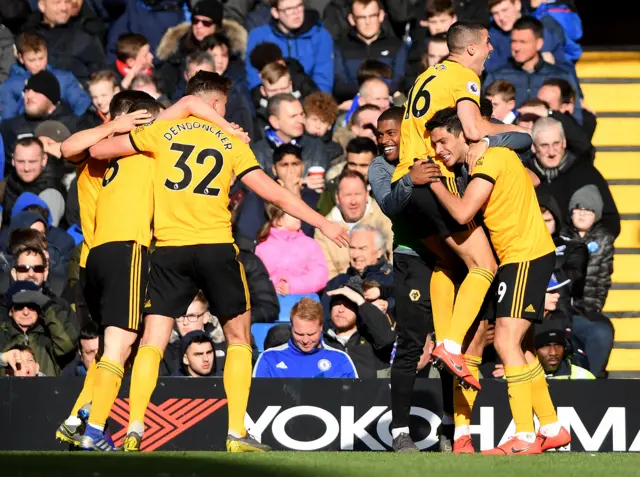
[
  {"xmin": 228, "ymin": 122, "xmax": 251, "ymax": 144},
  {"xmin": 110, "ymin": 110, "xmax": 154, "ymax": 134},
  {"xmin": 409, "ymin": 159, "xmax": 440, "ymax": 185},
  {"xmin": 319, "ymin": 220, "xmax": 349, "ymax": 248},
  {"xmin": 465, "ymin": 140, "xmax": 489, "ymax": 171}
]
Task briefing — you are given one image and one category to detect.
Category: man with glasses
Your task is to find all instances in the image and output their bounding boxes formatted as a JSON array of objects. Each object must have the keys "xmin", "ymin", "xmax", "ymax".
[
  {"xmin": 527, "ymin": 117, "xmax": 620, "ymax": 238},
  {"xmin": 0, "ymin": 280, "xmax": 78, "ymax": 376},
  {"xmin": 334, "ymin": 0, "xmax": 407, "ymax": 103},
  {"xmin": 245, "ymin": 0, "xmax": 334, "ymax": 94}
]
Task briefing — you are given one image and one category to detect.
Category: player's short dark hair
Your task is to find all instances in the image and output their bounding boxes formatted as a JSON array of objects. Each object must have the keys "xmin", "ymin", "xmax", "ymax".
[
  {"xmin": 336, "ymin": 168, "xmax": 367, "ymax": 190},
  {"xmin": 346, "ymin": 137, "xmax": 378, "ymax": 156},
  {"xmin": 377, "ymin": 106, "xmax": 404, "ymax": 124},
  {"xmin": 513, "ymin": 16, "xmax": 544, "ymax": 39},
  {"xmin": 542, "ymin": 78, "xmax": 576, "ymax": 104},
  {"xmin": 79, "ymin": 321, "xmax": 101, "ymax": 345},
  {"xmin": 249, "ymin": 42, "xmax": 283, "ymax": 72},
  {"xmin": 127, "ymin": 98, "xmax": 165, "ymax": 118},
  {"xmin": 200, "ymin": 32, "xmax": 231, "ymax": 52},
  {"xmin": 273, "ymin": 143, "xmax": 303, "ymax": 164},
  {"xmin": 185, "ymin": 70, "xmax": 232, "ymax": 97},
  {"xmin": 356, "ymin": 59, "xmax": 393, "ymax": 86},
  {"xmin": 447, "ymin": 21, "xmax": 487, "ymax": 54},
  {"xmin": 480, "ymin": 97, "xmax": 493, "ymax": 118},
  {"xmin": 109, "ymin": 90, "xmax": 153, "ymax": 119},
  {"xmin": 425, "ymin": 107, "xmax": 463, "ymax": 136}
]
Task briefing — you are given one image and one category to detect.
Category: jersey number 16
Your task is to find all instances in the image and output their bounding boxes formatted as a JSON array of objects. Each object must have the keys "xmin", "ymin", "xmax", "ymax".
[
  {"xmin": 165, "ymin": 142, "xmax": 224, "ymax": 196},
  {"xmin": 405, "ymin": 75, "xmax": 436, "ymax": 120}
]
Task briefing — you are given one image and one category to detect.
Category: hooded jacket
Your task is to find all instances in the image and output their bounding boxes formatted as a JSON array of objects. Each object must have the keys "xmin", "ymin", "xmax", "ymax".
[
  {"xmin": 245, "ymin": 9, "xmax": 334, "ymax": 93},
  {"xmin": 0, "ymin": 298, "xmax": 79, "ymax": 376},
  {"xmin": 333, "ymin": 26, "xmax": 408, "ymax": 102},
  {"xmin": 155, "ymin": 18, "xmax": 248, "ymax": 98},
  {"xmin": 255, "ymin": 227, "xmax": 329, "ymax": 295},
  {"xmin": 1, "ymin": 63, "xmax": 92, "ymax": 120},
  {"xmin": 21, "ymin": 12, "xmax": 106, "ymax": 85}
]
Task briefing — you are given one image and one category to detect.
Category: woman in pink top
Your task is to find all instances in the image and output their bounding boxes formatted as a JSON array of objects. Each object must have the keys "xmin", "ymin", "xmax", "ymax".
[{"xmin": 255, "ymin": 205, "xmax": 329, "ymax": 295}]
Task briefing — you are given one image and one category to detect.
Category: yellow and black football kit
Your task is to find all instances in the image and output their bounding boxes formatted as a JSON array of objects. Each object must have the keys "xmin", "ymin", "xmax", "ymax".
[
  {"xmin": 471, "ymin": 147, "xmax": 556, "ymax": 321},
  {"xmin": 393, "ymin": 60, "xmax": 481, "ymax": 183},
  {"xmin": 84, "ymin": 153, "xmax": 155, "ymax": 331},
  {"xmin": 129, "ymin": 116, "xmax": 260, "ymax": 318}
]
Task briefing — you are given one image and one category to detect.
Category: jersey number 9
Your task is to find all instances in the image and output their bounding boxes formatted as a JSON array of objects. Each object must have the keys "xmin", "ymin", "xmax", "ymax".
[
  {"xmin": 405, "ymin": 75, "xmax": 436, "ymax": 120},
  {"xmin": 165, "ymin": 142, "xmax": 224, "ymax": 196}
]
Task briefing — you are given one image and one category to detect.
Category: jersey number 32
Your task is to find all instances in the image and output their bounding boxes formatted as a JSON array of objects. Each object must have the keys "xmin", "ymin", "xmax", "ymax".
[{"xmin": 165, "ymin": 142, "xmax": 224, "ymax": 196}]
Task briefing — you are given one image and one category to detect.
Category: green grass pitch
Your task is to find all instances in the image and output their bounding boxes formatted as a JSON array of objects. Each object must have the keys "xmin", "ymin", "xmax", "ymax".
[{"xmin": 3, "ymin": 452, "xmax": 640, "ymax": 477}]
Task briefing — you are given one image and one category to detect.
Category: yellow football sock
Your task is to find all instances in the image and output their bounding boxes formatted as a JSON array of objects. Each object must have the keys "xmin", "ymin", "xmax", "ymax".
[
  {"xmin": 505, "ymin": 364, "xmax": 534, "ymax": 434},
  {"xmin": 128, "ymin": 344, "xmax": 162, "ymax": 428},
  {"xmin": 431, "ymin": 265, "xmax": 456, "ymax": 342},
  {"xmin": 446, "ymin": 268, "xmax": 494, "ymax": 345},
  {"xmin": 454, "ymin": 355, "xmax": 482, "ymax": 428},
  {"xmin": 88, "ymin": 357, "xmax": 124, "ymax": 428},
  {"xmin": 529, "ymin": 357, "xmax": 558, "ymax": 426},
  {"xmin": 224, "ymin": 344, "xmax": 253, "ymax": 438},
  {"xmin": 70, "ymin": 359, "xmax": 98, "ymax": 416}
]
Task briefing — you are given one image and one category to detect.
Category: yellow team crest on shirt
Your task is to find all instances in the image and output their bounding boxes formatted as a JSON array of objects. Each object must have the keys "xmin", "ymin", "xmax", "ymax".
[{"xmin": 409, "ymin": 290, "xmax": 421, "ymax": 302}]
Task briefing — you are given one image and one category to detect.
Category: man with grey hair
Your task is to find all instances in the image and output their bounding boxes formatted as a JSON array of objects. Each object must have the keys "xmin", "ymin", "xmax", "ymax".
[
  {"xmin": 321, "ymin": 221, "xmax": 394, "ymax": 326},
  {"xmin": 251, "ymin": 93, "xmax": 330, "ymax": 178},
  {"xmin": 529, "ymin": 117, "xmax": 620, "ymax": 237}
]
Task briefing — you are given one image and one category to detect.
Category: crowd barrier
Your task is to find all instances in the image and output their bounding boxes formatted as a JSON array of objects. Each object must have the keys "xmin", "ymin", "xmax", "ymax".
[{"xmin": 0, "ymin": 378, "xmax": 637, "ymax": 452}]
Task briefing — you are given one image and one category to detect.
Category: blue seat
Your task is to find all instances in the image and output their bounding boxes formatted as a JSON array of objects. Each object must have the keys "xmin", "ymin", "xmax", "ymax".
[
  {"xmin": 277, "ymin": 294, "xmax": 321, "ymax": 322},
  {"xmin": 251, "ymin": 323, "xmax": 277, "ymax": 353}
]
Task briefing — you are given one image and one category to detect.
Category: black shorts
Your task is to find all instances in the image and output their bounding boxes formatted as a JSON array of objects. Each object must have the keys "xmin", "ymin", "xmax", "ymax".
[
  {"xmin": 402, "ymin": 184, "xmax": 480, "ymax": 239},
  {"xmin": 85, "ymin": 242, "xmax": 149, "ymax": 331},
  {"xmin": 144, "ymin": 244, "xmax": 249, "ymax": 319},
  {"xmin": 494, "ymin": 252, "xmax": 555, "ymax": 323},
  {"xmin": 393, "ymin": 251, "xmax": 436, "ymax": 338}
]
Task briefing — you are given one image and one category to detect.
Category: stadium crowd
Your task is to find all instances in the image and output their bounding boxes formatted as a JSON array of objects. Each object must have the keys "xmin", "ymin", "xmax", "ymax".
[{"xmin": 0, "ymin": 0, "xmax": 614, "ymax": 391}]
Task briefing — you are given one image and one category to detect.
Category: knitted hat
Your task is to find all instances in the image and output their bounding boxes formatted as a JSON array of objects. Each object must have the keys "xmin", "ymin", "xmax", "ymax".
[
  {"xmin": 24, "ymin": 70, "xmax": 61, "ymax": 105},
  {"xmin": 7, "ymin": 281, "xmax": 41, "ymax": 309},
  {"xmin": 39, "ymin": 188, "xmax": 65, "ymax": 227},
  {"xmin": 192, "ymin": 0, "xmax": 223, "ymax": 27},
  {"xmin": 569, "ymin": 184, "xmax": 603, "ymax": 222},
  {"xmin": 535, "ymin": 329, "xmax": 566, "ymax": 350}
]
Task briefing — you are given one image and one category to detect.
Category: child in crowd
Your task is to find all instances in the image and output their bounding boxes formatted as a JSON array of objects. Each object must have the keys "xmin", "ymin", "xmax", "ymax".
[
  {"xmin": 1, "ymin": 32, "xmax": 91, "ymax": 120},
  {"xmin": 115, "ymin": 33, "xmax": 154, "ymax": 90},
  {"xmin": 130, "ymin": 74, "xmax": 172, "ymax": 108},
  {"xmin": 255, "ymin": 204, "xmax": 329, "ymax": 296},
  {"xmin": 303, "ymin": 92, "xmax": 343, "ymax": 162},
  {"xmin": 84, "ymin": 70, "xmax": 121, "ymax": 126},
  {"xmin": 560, "ymin": 185, "xmax": 614, "ymax": 313},
  {"xmin": 485, "ymin": 79, "xmax": 517, "ymax": 124}
]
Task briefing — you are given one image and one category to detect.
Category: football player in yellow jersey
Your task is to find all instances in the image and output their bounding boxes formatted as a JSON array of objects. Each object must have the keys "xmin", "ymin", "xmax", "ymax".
[
  {"xmin": 422, "ymin": 108, "xmax": 571, "ymax": 456},
  {"xmin": 391, "ymin": 21, "xmax": 525, "ymax": 391},
  {"xmin": 89, "ymin": 71, "xmax": 349, "ymax": 453}
]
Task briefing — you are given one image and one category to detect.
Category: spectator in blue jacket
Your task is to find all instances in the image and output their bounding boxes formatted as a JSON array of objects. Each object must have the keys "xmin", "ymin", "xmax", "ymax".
[
  {"xmin": 245, "ymin": 0, "xmax": 334, "ymax": 94},
  {"xmin": 1, "ymin": 33, "xmax": 91, "ymax": 121},
  {"xmin": 486, "ymin": 0, "xmax": 570, "ymax": 74},
  {"xmin": 333, "ymin": 0, "xmax": 407, "ymax": 103},
  {"xmin": 253, "ymin": 297, "xmax": 358, "ymax": 378},
  {"xmin": 528, "ymin": 0, "xmax": 582, "ymax": 62},
  {"xmin": 483, "ymin": 16, "xmax": 582, "ymax": 122}
]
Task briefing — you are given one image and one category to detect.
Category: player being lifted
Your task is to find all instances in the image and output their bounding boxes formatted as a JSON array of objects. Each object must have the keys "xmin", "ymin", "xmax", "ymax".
[
  {"xmin": 89, "ymin": 71, "xmax": 349, "ymax": 452},
  {"xmin": 391, "ymin": 21, "xmax": 524, "ymax": 390},
  {"xmin": 422, "ymin": 108, "xmax": 571, "ymax": 455}
]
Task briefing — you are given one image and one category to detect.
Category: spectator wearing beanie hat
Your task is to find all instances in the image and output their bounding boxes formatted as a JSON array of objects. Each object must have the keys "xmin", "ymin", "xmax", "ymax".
[
  {"xmin": 560, "ymin": 185, "xmax": 614, "ymax": 314},
  {"xmin": 0, "ymin": 71, "xmax": 81, "ymax": 164}
]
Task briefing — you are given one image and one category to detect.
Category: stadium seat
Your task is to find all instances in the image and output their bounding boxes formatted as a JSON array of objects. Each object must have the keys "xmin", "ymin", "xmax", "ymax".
[
  {"xmin": 595, "ymin": 152, "xmax": 640, "ymax": 180},
  {"xmin": 251, "ymin": 323, "xmax": 276, "ymax": 353},
  {"xmin": 277, "ymin": 294, "xmax": 321, "ymax": 322}
]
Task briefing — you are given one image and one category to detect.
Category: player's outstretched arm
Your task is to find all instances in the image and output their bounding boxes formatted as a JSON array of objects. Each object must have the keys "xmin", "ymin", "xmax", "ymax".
[
  {"xmin": 458, "ymin": 101, "xmax": 527, "ymax": 141},
  {"xmin": 61, "ymin": 110, "xmax": 151, "ymax": 163},
  {"xmin": 89, "ymin": 134, "xmax": 137, "ymax": 161},
  {"xmin": 421, "ymin": 163, "xmax": 493, "ymax": 224},
  {"xmin": 159, "ymin": 95, "xmax": 250, "ymax": 144},
  {"xmin": 241, "ymin": 168, "xmax": 349, "ymax": 247}
]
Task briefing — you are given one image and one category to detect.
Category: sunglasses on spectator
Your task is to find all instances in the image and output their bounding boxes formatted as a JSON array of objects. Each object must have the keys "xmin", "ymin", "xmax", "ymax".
[
  {"xmin": 14, "ymin": 264, "xmax": 46, "ymax": 273},
  {"xmin": 12, "ymin": 303, "xmax": 38, "ymax": 311},
  {"xmin": 177, "ymin": 311, "xmax": 207, "ymax": 322},
  {"xmin": 192, "ymin": 17, "xmax": 214, "ymax": 27}
]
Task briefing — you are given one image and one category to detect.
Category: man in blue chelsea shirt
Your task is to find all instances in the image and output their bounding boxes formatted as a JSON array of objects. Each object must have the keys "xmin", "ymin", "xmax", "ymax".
[{"xmin": 253, "ymin": 298, "xmax": 358, "ymax": 378}]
